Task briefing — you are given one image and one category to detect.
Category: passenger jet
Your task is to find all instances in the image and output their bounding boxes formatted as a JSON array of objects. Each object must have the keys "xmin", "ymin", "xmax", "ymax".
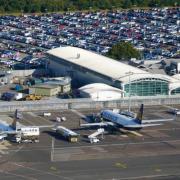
[
  {"xmin": 0, "ymin": 109, "xmax": 54, "ymax": 141},
  {"xmin": 80, "ymin": 104, "xmax": 175, "ymax": 130}
]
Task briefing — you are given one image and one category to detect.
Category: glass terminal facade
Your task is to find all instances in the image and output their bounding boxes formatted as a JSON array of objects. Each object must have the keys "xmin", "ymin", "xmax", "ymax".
[
  {"xmin": 171, "ymin": 88, "xmax": 180, "ymax": 95},
  {"xmin": 124, "ymin": 78, "xmax": 169, "ymax": 96}
]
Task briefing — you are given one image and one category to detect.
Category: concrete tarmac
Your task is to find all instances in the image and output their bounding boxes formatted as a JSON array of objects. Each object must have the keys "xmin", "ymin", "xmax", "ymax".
[{"xmin": 0, "ymin": 105, "xmax": 180, "ymax": 180}]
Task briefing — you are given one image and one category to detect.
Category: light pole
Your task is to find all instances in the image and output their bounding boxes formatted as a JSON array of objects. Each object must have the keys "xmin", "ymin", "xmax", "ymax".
[{"xmin": 51, "ymin": 137, "xmax": 55, "ymax": 162}]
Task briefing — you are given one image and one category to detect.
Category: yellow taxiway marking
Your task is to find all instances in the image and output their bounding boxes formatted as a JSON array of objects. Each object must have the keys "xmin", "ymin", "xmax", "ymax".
[
  {"xmin": 50, "ymin": 166, "xmax": 57, "ymax": 171},
  {"xmin": 119, "ymin": 128, "xmax": 143, "ymax": 137},
  {"xmin": 115, "ymin": 162, "xmax": 127, "ymax": 169},
  {"xmin": 155, "ymin": 168, "xmax": 162, "ymax": 172},
  {"xmin": 129, "ymin": 131, "xmax": 143, "ymax": 137},
  {"xmin": 120, "ymin": 135, "xmax": 128, "ymax": 138}
]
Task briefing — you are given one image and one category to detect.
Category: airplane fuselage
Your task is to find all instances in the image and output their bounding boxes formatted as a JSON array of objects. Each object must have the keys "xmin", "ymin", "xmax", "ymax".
[{"xmin": 101, "ymin": 110, "xmax": 141, "ymax": 129}]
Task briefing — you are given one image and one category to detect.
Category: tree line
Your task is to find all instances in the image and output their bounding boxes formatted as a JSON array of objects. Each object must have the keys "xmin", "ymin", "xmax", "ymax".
[
  {"xmin": 0, "ymin": 0, "xmax": 179, "ymax": 13},
  {"xmin": 107, "ymin": 42, "xmax": 141, "ymax": 61}
]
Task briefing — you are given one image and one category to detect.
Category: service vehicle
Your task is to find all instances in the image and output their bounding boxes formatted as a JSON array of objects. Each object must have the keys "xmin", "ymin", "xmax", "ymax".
[{"xmin": 25, "ymin": 94, "xmax": 42, "ymax": 100}]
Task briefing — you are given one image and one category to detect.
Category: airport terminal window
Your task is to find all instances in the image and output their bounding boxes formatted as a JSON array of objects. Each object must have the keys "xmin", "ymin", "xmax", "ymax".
[
  {"xmin": 171, "ymin": 88, "xmax": 180, "ymax": 95},
  {"xmin": 124, "ymin": 78, "xmax": 168, "ymax": 96}
]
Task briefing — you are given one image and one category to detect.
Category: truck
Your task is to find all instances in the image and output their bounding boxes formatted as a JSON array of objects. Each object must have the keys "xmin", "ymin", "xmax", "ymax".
[
  {"xmin": 25, "ymin": 94, "xmax": 42, "ymax": 101},
  {"xmin": 54, "ymin": 126, "xmax": 79, "ymax": 142},
  {"xmin": 11, "ymin": 127, "xmax": 40, "ymax": 143},
  {"xmin": 14, "ymin": 134, "xmax": 39, "ymax": 143},
  {"xmin": 1, "ymin": 92, "xmax": 23, "ymax": 101}
]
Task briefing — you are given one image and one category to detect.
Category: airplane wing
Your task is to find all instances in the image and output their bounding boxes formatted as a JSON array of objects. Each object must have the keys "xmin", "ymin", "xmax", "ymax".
[
  {"xmin": 124, "ymin": 123, "xmax": 162, "ymax": 128},
  {"xmin": 142, "ymin": 118, "xmax": 175, "ymax": 123},
  {"xmin": 80, "ymin": 122, "xmax": 109, "ymax": 127},
  {"xmin": 0, "ymin": 130, "xmax": 18, "ymax": 135},
  {"xmin": 80, "ymin": 121, "xmax": 115, "ymax": 127},
  {"xmin": 36, "ymin": 125, "xmax": 55, "ymax": 129}
]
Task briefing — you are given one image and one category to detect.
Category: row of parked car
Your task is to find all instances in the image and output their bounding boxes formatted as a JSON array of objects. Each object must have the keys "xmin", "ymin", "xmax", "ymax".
[{"xmin": 0, "ymin": 7, "xmax": 179, "ymax": 67}]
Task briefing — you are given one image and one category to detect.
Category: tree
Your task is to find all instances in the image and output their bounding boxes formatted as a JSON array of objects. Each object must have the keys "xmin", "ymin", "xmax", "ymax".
[
  {"xmin": 122, "ymin": 0, "xmax": 132, "ymax": 9},
  {"xmin": 0, "ymin": 6, "xmax": 5, "ymax": 13},
  {"xmin": 106, "ymin": 41, "xmax": 141, "ymax": 61},
  {"xmin": 0, "ymin": 0, "xmax": 178, "ymax": 13}
]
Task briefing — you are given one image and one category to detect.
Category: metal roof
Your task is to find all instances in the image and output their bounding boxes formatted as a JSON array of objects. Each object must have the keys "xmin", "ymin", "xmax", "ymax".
[
  {"xmin": 47, "ymin": 46, "xmax": 179, "ymax": 84},
  {"xmin": 78, "ymin": 83, "xmax": 124, "ymax": 101},
  {"xmin": 31, "ymin": 84, "xmax": 58, "ymax": 89},
  {"xmin": 78, "ymin": 83, "xmax": 125, "ymax": 94}
]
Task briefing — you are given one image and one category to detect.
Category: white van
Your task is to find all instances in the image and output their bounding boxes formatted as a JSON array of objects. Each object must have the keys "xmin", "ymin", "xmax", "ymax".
[{"xmin": 43, "ymin": 112, "xmax": 51, "ymax": 117}]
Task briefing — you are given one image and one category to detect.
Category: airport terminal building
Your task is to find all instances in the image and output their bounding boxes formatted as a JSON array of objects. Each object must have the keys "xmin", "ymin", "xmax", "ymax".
[{"xmin": 47, "ymin": 46, "xmax": 180, "ymax": 97}]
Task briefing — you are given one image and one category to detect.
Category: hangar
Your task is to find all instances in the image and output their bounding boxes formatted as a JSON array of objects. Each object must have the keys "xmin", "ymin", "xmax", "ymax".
[{"xmin": 47, "ymin": 46, "xmax": 180, "ymax": 97}]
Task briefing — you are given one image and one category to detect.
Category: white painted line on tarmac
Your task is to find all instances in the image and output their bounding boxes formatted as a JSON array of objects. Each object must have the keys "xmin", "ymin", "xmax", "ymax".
[
  {"xmin": 0, "ymin": 145, "xmax": 8, "ymax": 149},
  {"xmin": 117, "ymin": 174, "xmax": 180, "ymax": 180},
  {"xmin": 27, "ymin": 112, "xmax": 38, "ymax": 117},
  {"xmin": 21, "ymin": 116, "xmax": 35, "ymax": 126},
  {"xmin": 36, "ymin": 115, "xmax": 52, "ymax": 125},
  {"xmin": 53, "ymin": 139, "xmax": 180, "ymax": 150},
  {"xmin": 70, "ymin": 109, "xmax": 87, "ymax": 119},
  {"xmin": 0, "ymin": 169, "xmax": 36, "ymax": 180},
  {"xmin": 0, "ymin": 150, "xmax": 8, "ymax": 154},
  {"xmin": 12, "ymin": 162, "xmax": 73, "ymax": 180},
  {"xmin": 142, "ymin": 127, "xmax": 180, "ymax": 132}
]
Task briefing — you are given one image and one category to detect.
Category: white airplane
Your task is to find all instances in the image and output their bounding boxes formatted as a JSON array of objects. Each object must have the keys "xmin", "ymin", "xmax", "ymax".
[
  {"xmin": 0, "ymin": 109, "xmax": 54, "ymax": 142},
  {"xmin": 80, "ymin": 104, "xmax": 175, "ymax": 130}
]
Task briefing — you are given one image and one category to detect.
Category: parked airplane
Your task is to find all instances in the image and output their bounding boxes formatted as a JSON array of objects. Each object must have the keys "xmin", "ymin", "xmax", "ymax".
[
  {"xmin": 0, "ymin": 109, "xmax": 54, "ymax": 143},
  {"xmin": 80, "ymin": 104, "xmax": 175, "ymax": 130}
]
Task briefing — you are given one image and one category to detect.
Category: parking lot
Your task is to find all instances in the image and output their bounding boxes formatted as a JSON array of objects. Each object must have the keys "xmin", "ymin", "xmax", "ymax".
[
  {"xmin": 0, "ymin": 105, "xmax": 180, "ymax": 179},
  {"xmin": 0, "ymin": 8, "xmax": 179, "ymax": 71}
]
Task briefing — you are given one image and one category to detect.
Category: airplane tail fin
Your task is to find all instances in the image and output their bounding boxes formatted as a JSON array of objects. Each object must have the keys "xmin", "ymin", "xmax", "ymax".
[
  {"xmin": 11, "ymin": 117, "xmax": 17, "ymax": 130},
  {"xmin": 15, "ymin": 109, "xmax": 18, "ymax": 119},
  {"xmin": 135, "ymin": 104, "xmax": 144, "ymax": 124}
]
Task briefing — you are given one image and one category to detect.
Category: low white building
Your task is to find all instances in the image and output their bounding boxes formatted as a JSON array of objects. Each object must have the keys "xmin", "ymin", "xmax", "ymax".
[{"xmin": 78, "ymin": 83, "xmax": 124, "ymax": 101}]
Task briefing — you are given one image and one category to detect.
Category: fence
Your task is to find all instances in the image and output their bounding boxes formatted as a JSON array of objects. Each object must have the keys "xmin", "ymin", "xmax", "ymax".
[{"xmin": 0, "ymin": 95, "xmax": 180, "ymax": 112}]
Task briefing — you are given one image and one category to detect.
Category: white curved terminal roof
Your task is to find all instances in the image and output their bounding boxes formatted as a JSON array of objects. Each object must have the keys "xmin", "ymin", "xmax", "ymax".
[
  {"xmin": 78, "ymin": 83, "xmax": 124, "ymax": 101},
  {"xmin": 79, "ymin": 83, "xmax": 125, "ymax": 93},
  {"xmin": 47, "ymin": 46, "xmax": 179, "ymax": 84}
]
